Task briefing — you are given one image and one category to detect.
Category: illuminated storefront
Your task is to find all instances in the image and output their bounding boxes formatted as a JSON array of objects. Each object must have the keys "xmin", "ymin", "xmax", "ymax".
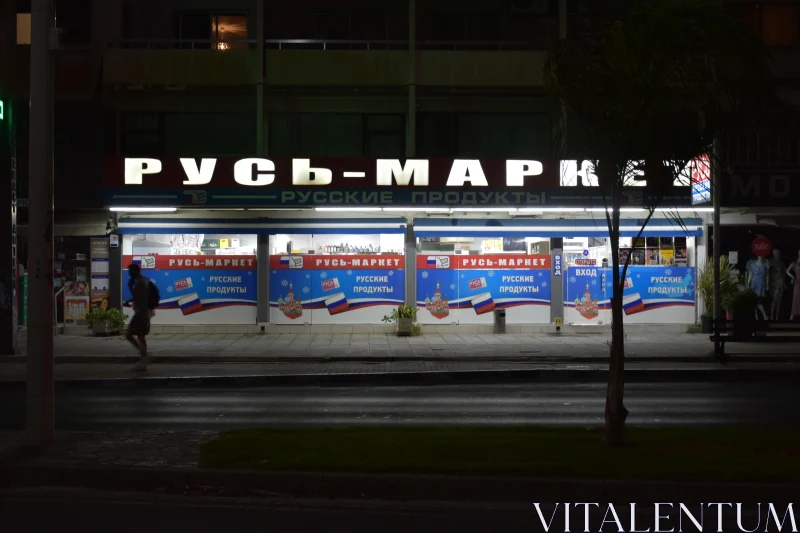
[{"xmin": 105, "ymin": 156, "xmax": 705, "ymax": 329}]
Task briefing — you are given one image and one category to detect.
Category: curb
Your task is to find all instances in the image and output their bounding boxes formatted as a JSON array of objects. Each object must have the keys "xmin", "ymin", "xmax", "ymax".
[
  {"xmin": 0, "ymin": 464, "xmax": 797, "ymax": 503},
  {"xmin": 2, "ymin": 354, "xmax": 800, "ymax": 364},
  {"xmin": 2, "ymin": 367, "xmax": 800, "ymax": 389}
]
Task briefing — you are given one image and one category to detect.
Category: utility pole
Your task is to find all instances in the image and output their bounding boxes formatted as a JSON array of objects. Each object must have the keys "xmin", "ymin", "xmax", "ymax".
[
  {"xmin": 27, "ymin": 0, "xmax": 55, "ymax": 448},
  {"xmin": 712, "ymin": 141, "xmax": 722, "ymax": 360}
]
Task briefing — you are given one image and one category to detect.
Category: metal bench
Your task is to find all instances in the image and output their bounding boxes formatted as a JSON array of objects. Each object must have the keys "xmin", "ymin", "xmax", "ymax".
[{"xmin": 710, "ymin": 320, "xmax": 800, "ymax": 359}]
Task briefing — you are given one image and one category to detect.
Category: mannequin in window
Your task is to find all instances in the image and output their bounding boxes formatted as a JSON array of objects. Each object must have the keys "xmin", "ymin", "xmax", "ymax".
[
  {"xmin": 746, "ymin": 255, "xmax": 769, "ymax": 320},
  {"xmin": 769, "ymin": 249, "xmax": 787, "ymax": 320},
  {"xmin": 786, "ymin": 250, "xmax": 800, "ymax": 320}
]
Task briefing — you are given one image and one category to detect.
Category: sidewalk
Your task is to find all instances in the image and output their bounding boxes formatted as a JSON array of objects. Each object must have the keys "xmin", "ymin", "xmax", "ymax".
[
  {"xmin": 3, "ymin": 331, "xmax": 800, "ymax": 387},
  {"xmin": 5, "ymin": 331, "xmax": 800, "ymax": 364},
  {"xmin": 6, "ymin": 360, "xmax": 800, "ymax": 388}
]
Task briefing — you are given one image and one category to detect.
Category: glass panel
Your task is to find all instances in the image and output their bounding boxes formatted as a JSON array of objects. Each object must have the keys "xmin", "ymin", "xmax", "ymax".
[
  {"xmin": 270, "ymin": 234, "xmax": 405, "ymax": 325},
  {"xmin": 416, "ymin": 237, "xmax": 552, "ymax": 325},
  {"xmin": 122, "ymin": 234, "xmax": 257, "ymax": 325}
]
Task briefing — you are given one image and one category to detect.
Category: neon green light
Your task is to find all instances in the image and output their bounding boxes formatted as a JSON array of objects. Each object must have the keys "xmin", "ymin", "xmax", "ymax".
[{"xmin": 0, "ymin": 99, "xmax": 4, "ymax": 120}]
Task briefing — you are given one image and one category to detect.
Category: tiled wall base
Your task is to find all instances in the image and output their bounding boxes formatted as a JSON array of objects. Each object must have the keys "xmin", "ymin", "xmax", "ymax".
[
  {"xmin": 261, "ymin": 323, "xmax": 694, "ymax": 334},
  {"xmin": 58, "ymin": 323, "xmax": 694, "ymax": 335}
]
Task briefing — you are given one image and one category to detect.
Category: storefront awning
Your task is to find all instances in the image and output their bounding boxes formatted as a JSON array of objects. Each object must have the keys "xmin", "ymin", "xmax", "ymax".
[
  {"xmin": 413, "ymin": 218, "xmax": 703, "ymax": 238},
  {"xmin": 117, "ymin": 217, "xmax": 408, "ymax": 235}
]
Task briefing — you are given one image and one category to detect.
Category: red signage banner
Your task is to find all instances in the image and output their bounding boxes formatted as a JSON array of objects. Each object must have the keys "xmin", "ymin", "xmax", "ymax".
[
  {"xmin": 270, "ymin": 254, "xmax": 405, "ymax": 270},
  {"xmin": 417, "ymin": 254, "xmax": 550, "ymax": 270},
  {"xmin": 123, "ymin": 255, "xmax": 257, "ymax": 270}
]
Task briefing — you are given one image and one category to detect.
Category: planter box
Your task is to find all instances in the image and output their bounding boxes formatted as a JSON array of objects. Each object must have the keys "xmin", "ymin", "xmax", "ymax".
[
  {"xmin": 396, "ymin": 318, "xmax": 413, "ymax": 337},
  {"xmin": 700, "ymin": 315, "xmax": 713, "ymax": 334},
  {"xmin": 92, "ymin": 320, "xmax": 120, "ymax": 336}
]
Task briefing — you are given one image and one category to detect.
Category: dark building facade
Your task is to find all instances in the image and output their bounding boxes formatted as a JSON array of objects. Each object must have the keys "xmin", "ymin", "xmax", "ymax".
[{"xmin": 1, "ymin": 0, "xmax": 799, "ymax": 335}]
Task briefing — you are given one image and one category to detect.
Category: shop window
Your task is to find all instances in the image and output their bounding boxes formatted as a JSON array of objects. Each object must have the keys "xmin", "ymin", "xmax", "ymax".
[
  {"xmin": 269, "ymin": 233, "xmax": 405, "ymax": 326},
  {"xmin": 729, "ymin": 3, "xmax": 799, "ymax": 46},
  {"xmin": 122, "ymin": 234, "xmax": 258, "ymax": 325},
  {"xmin": 416, "ymin": 236, "xmax": 553, "ymax": 326}
]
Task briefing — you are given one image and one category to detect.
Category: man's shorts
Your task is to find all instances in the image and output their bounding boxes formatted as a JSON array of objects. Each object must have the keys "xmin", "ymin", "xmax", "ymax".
[{"xmin": 128, "ymin": 310, "xmax": 151, "ymax": 337}]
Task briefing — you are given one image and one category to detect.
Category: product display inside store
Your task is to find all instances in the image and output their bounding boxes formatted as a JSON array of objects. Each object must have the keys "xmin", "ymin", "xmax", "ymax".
[{"xmin": 123, "ymin": 234, "xmax": 257, "ymax": 256}]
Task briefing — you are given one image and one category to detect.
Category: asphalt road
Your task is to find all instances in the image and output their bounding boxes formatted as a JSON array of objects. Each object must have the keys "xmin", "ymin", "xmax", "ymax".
[
  {"xmin": 1, "ymin": 382, "xmax": 799, "ymax": 430},
  {"xmin": 0, "ymin": 487, "xmax": 768, "ymax": 533}
]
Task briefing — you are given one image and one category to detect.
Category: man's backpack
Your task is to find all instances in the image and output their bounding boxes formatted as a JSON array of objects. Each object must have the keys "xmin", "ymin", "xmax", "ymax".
[{"xmin": 148, "ymin": 281, "xmax": 161, "ymax": 310}]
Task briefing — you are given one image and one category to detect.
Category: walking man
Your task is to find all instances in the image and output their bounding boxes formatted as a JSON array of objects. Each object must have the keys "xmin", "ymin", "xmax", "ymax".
[{"xmin": 126, "ymin": 263, "xmax": 153, "ymax": 371}]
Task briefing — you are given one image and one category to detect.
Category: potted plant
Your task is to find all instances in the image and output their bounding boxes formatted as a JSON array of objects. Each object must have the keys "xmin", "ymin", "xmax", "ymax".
[
  {"xmin": 86, "ymin": 307, "xmax": 127, "ymax": 336},
  {"xmin": 721, "ymin": 288, "xmax": 758, "ymax": 339},
  {"xmin": 382, "ymin": 304, "xmax": 417, "ymax": 336},
  {"xmin": 696, "ymin": 256, "xmax": 737, "ymax": 333}
]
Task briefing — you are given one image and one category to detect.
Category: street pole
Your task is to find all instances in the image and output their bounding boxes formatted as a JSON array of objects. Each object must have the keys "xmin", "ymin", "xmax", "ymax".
[
  {"xmin": 712, "ymin": 141, "xmax": 722, "ymax": 360},
  {"xmin": 407, "ymin": 0, "xmax": 416, "ymax": 158},
  {"xmin": 26, "ymin": 0, "xmax": 55, "ymax": 448}
]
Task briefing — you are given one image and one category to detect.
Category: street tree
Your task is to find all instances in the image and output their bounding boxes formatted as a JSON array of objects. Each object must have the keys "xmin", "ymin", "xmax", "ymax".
[{"xmin": 544, "ymin": 0, "xmax": 778, "ymax": 445}]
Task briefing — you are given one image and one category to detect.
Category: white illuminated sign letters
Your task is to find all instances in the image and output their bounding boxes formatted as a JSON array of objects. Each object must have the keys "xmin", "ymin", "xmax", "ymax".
[
  {"xmin": 560, "ymin": 160, "xmax": 599, "ymax": 187},
  {"xmin": 121, "ymin": 157, "xmax": 693, "ymax": 189},
  {"xmin": 446, "ymin": 160, "xmax": 488, "ymax": 187},
  {"xmin": 293, "ymin": 159, "xmax": 333, "ymax": 186},
  {"xmin": 180, "ymin": 158, "xmax": 216, "ymax": 185},
  {"xmin": 124, "ymin": 158, "xmax": 162, "ymax": 185},
  {"xmin": 376, "ymin": 159, "xmax": 429, "ymax": 187},
  {"xmin": 234, "ymin": 158, "xmax": 275, "ymax": 186},
  {"xmin": 506, "ymin": 160, "xmax": 543, "ymax": 186}
]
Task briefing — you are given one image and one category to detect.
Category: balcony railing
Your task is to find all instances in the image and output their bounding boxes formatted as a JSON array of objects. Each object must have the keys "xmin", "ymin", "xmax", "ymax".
[{"xmin": 117, "ymin": 38, "xmax": 546, "ymax": 51}]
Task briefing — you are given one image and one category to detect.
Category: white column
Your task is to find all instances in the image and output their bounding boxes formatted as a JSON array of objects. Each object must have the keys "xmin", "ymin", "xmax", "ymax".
[{"xmin": 26, "ymin": 0, "xmax": 55, "ymax": 448}]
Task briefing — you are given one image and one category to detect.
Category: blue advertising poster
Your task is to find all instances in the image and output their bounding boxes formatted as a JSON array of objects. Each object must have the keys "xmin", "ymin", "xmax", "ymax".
[
  {"xmin": 416, "ymin": 254, "xmax": 552, "ymax": 324},
  {"xmin": 564, "ymin": 265, "xmax": 695, "ymax": 323},
  {"xmin": 269, "ymin": 254, "xmax": 405, "ymax": 324},
  {"xmin": 122, "ymin": 255, "xmax": 257, "ymax": 324}
]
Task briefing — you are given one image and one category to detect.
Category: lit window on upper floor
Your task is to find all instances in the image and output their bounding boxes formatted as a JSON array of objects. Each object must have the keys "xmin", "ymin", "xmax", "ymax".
[
  {"xmin": 17, "ymin": 13, "xmax": 31, "ymax": 45},
  {"xmin": 212, "ymin": 14, "xmax": 248, "ymax": 50}
]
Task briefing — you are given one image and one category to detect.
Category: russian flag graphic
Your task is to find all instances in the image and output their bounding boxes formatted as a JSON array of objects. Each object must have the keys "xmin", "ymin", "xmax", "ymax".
[
  {"xmin": 280, "ymin": 257, "xmax": 291, "ymax": 267},
  {"xmin": 427, "ymin": 256, "xmax": 438, "ymax": 267},
  {"xmin": 325, "ymin": 292, "xmax": 349, "ymax": 315},
  {"xmin": 131, "ymin": 256, "xmax": 142, "ymax": 266},
  {"xmin": 471, "ymin": 292, "xmax": 496, "ymax": 315},
  {"xmin": 622, "ymin": 293, "xmax": 645, "ymax": 315},
  {"xmin": 178, "ymin": 293, "xmax": 203, "ymax": 315}
]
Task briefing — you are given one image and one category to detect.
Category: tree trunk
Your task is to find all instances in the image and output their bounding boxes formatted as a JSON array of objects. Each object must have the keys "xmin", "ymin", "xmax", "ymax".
[{"xmin": 604, "ymin": 180, "xmax": 628, "ymax": 446}]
